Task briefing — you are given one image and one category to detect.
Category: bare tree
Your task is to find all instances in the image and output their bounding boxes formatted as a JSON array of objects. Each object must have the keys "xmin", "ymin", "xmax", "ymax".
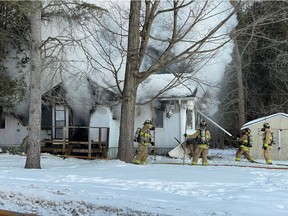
[
  {"xmin": 116, "ymin": 0, "xmax": 238, "ymax": 162},
  {"xmin": 25, "ymin": 0, "xmax": 42, "ymax": 169},
  {"xmin": 72, "ymin": 0, "xmax": 238, "ymax": 162},
  {"xmin": 0, "ymin": 1, "xmax": 106, "ymax": 168},
  {"xmin": 4, "ymin": 1, "xmax": 237, "ymax": 164}
]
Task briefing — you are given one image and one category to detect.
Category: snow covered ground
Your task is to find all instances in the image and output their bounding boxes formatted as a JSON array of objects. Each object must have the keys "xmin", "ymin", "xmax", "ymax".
[{"xmin": 0, "ymin": 149, "xmax": 288, "ymax": 216}]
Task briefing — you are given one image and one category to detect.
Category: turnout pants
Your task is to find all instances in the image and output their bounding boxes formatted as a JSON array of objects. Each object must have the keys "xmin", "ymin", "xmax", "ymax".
[
  {"xmin": 192, "ymin": 144, "xmax": 208, "ymax": 166},
  {"xmin": 134, "ymin": 143, "xmax": 148, "ymax": 164},
  {"xmin": 264, "ymin": 147, "xmax": 272, "ymax": 164},
  {"xmin": 235, "ymin": 147, "xmax": 253, "ymax": 162}
]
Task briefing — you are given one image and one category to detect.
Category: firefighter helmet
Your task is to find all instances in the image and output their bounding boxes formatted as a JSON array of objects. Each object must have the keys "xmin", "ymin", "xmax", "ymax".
[
  {"xmin": 263, "ymin": 123, "xmax": 270, "ymax": 129},
  {"xmin": 241, "ymin": 128, "xmax": 250, "ymax": 135},
  {"xmin": 200, "ymin": 120, "xmax": 207, "ymax": 127},
  {"xmin": 144, "ymin": 119, "xmax": 152, "ymax": 125}
]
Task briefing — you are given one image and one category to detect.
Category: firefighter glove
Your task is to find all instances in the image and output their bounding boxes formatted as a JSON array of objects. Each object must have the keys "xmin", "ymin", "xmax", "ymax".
[
  {"xmin": 151, "ymin": 141, "xmax": 155, "ymax": 146},
  {"xmin": 184, "ymin": 133, "xmax": 187, "ymax": 137}
]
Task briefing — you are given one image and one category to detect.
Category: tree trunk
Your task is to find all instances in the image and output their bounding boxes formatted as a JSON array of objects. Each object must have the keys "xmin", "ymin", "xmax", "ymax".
[
  {"xmin": 118, "ymin": 0, "xmax": 141, "ymax": 163},
  {"xmin": 118, "ymin": 80, "xmax": 138, "ymax": 163},
  {"xmin": 233, "ymin": 31, "xmax": 245, "ymax": 128},
  {"xmin": 25, "ymin": 1, "xmax": 42, "ymax": 169},
  {"xmin": 229, "ymin": 1, "xmax": 245, "ymax": 129}
]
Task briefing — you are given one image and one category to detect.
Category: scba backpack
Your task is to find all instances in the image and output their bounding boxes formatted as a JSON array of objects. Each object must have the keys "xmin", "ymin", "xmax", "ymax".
[
  {"xmin": 134, "ymin": 127, "xmax": 141, "ymax": 142},
  {"xmin": 270, "ymin": 132, "xmax": 275, "ymax": 145}
]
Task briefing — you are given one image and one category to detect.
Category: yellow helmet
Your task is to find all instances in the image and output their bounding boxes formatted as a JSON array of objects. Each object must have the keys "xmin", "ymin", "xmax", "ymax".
[
  {"xmin": 241, "ymin": 128, "xmax": 250, "ymax": 135},
  {"xmin": 261, "ymin": 123, "xmax": 270, "ymax": 131},
  {"xmin": 144, "ymin": 119, "xmax": 152, "ymax": 125}
]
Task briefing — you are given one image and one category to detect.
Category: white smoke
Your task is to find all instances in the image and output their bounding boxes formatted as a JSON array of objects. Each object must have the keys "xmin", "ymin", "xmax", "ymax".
[
  {"xmin": 6, "ymin": 0, "xmax": 237, "ymax": 119},
  {"xmin": 85, "ymin": 0, "xmax": 237, "ymax": 101}
]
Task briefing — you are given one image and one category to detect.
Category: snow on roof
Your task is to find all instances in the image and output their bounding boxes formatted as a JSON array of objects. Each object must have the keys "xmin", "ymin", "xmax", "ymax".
[
  {"xmin": 136, "ymin": 74, "xmax": 197, "ymax": 103},
  {"xmin": 241, "ymin": 112, "xmax": 288, "ymax": 129}
]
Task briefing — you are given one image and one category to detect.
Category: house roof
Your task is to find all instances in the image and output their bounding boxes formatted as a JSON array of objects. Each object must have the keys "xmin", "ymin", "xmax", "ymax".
[
  {"xmin": 241, "ymin": 112, "xmax": 288, "ymax": 129},
  {"xmin": 156, "ymin": 96, "xmax": 195, "ymax": 101},
  {"xmin": 42, "ymin": 82, "xmax": 67, "ymax": 105},
  {"xmin": 137, "ymin": 74, "xmax": 197, "ymax": 103}
]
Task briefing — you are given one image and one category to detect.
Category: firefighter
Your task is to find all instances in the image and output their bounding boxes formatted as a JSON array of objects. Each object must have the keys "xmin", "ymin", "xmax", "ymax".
[
  {"xmin": 185, "ymin": 120, "xmax": 211, "ymax": 166},
  {"xmin": 235, "ymin": 128, "xmax": 254, "ymax": 163},
  {"xmin": 134, "ymin": 120, "xmax": 155, "ymax": 165},
  {"xmin": 262, "ymin": 123, "xmax": 273, "ymax": 165}
]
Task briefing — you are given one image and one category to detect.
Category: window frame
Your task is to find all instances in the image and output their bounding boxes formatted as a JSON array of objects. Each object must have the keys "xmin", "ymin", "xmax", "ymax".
[
  {"xmin": 154, "ymin": 108, "xmax": 165, "ymax": 129},
  {"xmin": 0, "ymin": 111, "xmax": 5, "ymax": 129},
  {"xmin": 54, "ymin": 106, "xmax": 66, "ymax": 139}
]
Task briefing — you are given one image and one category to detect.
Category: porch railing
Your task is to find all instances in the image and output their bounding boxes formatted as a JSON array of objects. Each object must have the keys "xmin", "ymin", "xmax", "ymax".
[{"xmin": 41, "ymin": 126, "xmax": 110, "ymax": 158}]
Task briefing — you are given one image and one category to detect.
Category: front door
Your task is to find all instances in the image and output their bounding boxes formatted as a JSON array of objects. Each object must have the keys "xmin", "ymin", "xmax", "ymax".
[{"xmin": 54, "ymin": 105, "xmax": 69, "ymax": 139}]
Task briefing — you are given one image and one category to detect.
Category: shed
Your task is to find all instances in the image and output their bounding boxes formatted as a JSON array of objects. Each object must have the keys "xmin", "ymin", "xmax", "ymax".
[{"xmin": 241, "ymin": 113, "xmax": 288, "ymax": 161}]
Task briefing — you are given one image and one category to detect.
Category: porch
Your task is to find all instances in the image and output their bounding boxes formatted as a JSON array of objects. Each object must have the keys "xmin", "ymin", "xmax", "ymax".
[{"xmin": 41, "ymin": 126, "xmax": 109, "ymax": 159}]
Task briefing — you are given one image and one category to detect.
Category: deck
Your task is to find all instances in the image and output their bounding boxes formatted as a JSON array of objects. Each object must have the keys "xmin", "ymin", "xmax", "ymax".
[{"xmin": 41, "ymin": 126, "xmax": 109, "ymax": 159}]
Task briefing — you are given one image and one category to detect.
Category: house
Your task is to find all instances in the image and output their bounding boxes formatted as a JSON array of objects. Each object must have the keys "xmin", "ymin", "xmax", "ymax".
[
  {"xmin": 0, "ymin": 82, "xmax": 117, "ymax": 157},
  {"xmin": 90, "ymin": 95, "xmax": 199, "ymax": 158},
  {"xmin": 40, "ymin": 82, "xmax": 119, "ymax": 159},
  {"xmin": 0, "ymin": 79, "xmax": 200, "ymax": 159},
  {"xmin": 134, "ymin": 96, "xmax": 197, "ymax": 157},
  {"xmin": 241, "ymin": 113, "xmax": 288, "ymax": 161},
  {"xmin": 0, "ymin": 111, "xmax": 28, "ymax": 150}
]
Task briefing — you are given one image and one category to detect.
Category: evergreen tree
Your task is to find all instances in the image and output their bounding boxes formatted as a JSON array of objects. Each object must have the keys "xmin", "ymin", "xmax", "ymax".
[
  {"xmin": 0, "ymin": 1, "xmax": 29, "ymax": 108},
  {"xmin": 217, "ymin": 1, "xmax": 288, "ymax": 137}
]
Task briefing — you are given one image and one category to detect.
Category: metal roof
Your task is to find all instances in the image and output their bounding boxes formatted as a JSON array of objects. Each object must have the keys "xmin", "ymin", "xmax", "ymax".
[{"xmin": 241, "ymin": 112, "xmax": 288, "ymax": 129}]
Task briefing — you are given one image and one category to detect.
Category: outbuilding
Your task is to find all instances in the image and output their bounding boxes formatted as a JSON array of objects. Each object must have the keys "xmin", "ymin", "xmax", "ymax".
[{"xmin": 241, "ymin": 113, "xmax": 288, "ymax": 161}]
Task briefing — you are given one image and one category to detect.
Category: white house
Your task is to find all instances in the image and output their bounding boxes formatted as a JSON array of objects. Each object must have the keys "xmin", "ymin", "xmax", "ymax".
[
  {"xmin": 89, "ymin": 95, "xmax": 197, "ymax": 158},
  {"xmin": 241, "ymin": 113, "xmax": 288, "ymax": 161},
  {"xmin": 0, "ymin": 81, "xmax": 198, "ymax": 159},
  {"xmin": 0, "ymin": 1, "xmax": 233, "ymax": 158},
  {"xmin": 0, "ymin": 112, "xmax": 28, "ymax": 148}
]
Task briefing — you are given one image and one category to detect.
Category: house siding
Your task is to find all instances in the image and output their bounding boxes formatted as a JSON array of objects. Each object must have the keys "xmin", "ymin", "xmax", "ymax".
[{"xmin": 0, "ymin": 114, "xmax": 28, "ymax": 147}]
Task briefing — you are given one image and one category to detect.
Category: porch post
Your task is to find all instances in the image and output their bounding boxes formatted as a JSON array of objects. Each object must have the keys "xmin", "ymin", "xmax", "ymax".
[
  {"xmin": 88, "ymin": 127, "xmax": 92, "ymax": 158},
  {"xmin": 62, "ymin": 126, "xmax": 66, "ymax": 153}
]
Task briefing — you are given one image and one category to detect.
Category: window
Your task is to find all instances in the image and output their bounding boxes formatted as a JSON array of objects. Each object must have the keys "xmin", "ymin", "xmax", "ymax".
[
  {"xmin": 186, "ymin": 109, "xmax": 194, "ymax": 130},
  {"xmin": 0, "ymin": 109, "xmax": 5, "ymax": 129},
  {"xmin": 154, "ymin": 109, "xmax": 164, "ymax": 128},
  {"xmin": 55, "ymin": 106, "xmax": 66, "ymax": 139},
  {"xmin": 41, "ymin": 105, "xmax": 52, "ymax": 129}
]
